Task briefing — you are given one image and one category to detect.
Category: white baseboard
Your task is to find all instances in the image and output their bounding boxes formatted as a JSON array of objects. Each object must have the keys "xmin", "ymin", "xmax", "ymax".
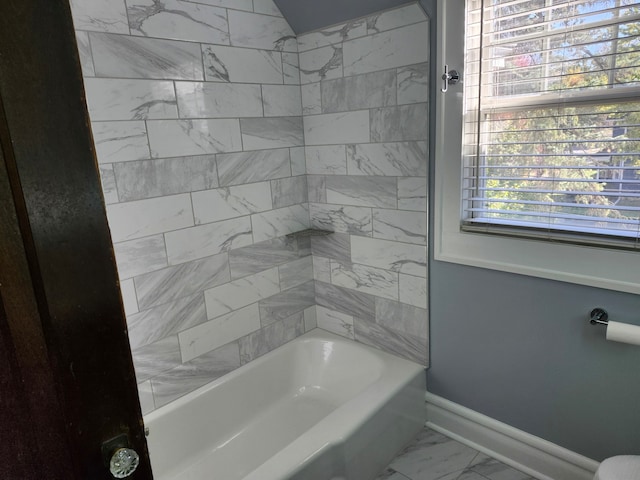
[{"xmin": 425, "ymin": 392, "xmax": 600, "ymax": 480}]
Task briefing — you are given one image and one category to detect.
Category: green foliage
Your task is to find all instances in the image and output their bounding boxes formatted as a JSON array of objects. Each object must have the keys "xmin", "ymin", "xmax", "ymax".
[{"xmin": 474, "ymin": 0, "xmax": 640, "ymax": 232}]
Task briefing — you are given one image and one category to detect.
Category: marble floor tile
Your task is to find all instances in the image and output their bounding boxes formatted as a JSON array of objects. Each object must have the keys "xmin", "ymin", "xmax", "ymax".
[
  {"xmin": 377, "ymin": 428, "xmax": 537, "ymax": 480},
  {"xmin": 388, "ymin": 429, "xmax": 478, "ymax": 480},
  {"xmin": 465, "ymin": 454, "xmax": 536, "ymax": 480},
  {"xmin": 376, "ymin": 468, "xmax": 412, "ymax": 480}
]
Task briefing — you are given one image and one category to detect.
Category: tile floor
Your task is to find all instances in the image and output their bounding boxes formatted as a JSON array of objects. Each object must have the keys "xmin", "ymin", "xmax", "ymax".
[{"xmin": 377, "ymin": 428, "xmax": 537, "ymax": 480}]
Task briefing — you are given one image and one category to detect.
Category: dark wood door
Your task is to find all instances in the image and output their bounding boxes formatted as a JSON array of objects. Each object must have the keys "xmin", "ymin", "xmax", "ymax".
[{"xmin": 0, "ymin": 1, "xmax": 153, "ymax": 479}]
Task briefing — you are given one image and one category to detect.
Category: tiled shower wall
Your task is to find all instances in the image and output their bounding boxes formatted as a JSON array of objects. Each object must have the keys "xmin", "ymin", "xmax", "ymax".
[
  {"xmin": 71, "ymin": 0, "xmax": 316, "ymax": 414},
  {"xmin": 71, "ymin": 0, "xmax": 429, "ymax": 414},
  {"xmin": 299, "ymin": 4, "xmax": 430, "ymax": 365}
]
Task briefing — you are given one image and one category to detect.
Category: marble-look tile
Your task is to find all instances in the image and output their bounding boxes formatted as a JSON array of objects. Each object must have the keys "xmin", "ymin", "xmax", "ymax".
[
  {"xmin": 193, "ymin": 0, "xmax": 252, "ymax": 9},
  {"xmin": 299, "ymin": 45, "xmax": 343, "ymax": 84},
  {"xmin": 305, "ymin": 145, "xmax": 347, "ymax": 175},
  {"xmin": 132, "ymin": 336, "xmax": 182, "ymax": 382},
  {"xmin": 303, "ymin": 306, "xmax": 318, "ymax": 332},
  {"xmin": 252, "ymin": 204, "xmax": 310, "ymax": 242},
  {"xmin": 176, "ymin": 82, "xmax": 263, "ymax": 119},
  {"xmin": 127, "ymin": 0, "xmax": 229, "ymax": 44},
  {"xmin": 331, "ymin": 260, "xmax": 399, "ymax": 301},
  {"xmin": 239, "ymin": 312, "xmax": 305, "ymax": 364},
  {"xmin": 84, "ymin": 78, "xmax": 177, "ymax": 121},
  {"xmin": 120, "ymin": 278, "xmax": 139, "ymax": 315},
  {"xmin": 322, "ymin": 70, "xmax": 396, "ymax": 114},
  {"xmin": 106, "ymin": 193, "xmax": 193, "ymax": 242},
  {"xmin": 347, "ymin": 142, "xmax": 428, "ymax": 177},
  {"xmin": 457, "ymin": 471, "xmax": 491, "ymax": 480},
  {"xmin": 309, "ymin": 203, "xmax": 372, "ymax": 236},
  {"xmin": 304, "ymin": 111, "xmax": 370, "ymax": 145},
  {"xmin": 310, "ymin": 232, "xmax": 351, "ymax": 263},
  {"xmin": 398, "ymin": 177, "xmax": 428, "ymax": 212},
  {"xmin": 91, "ymin": 121, "xmax": 150, "ymax": 164},
  {"xmin": 262, "ymin": 85, "xmax": 302, "ymax": 117},
  {"xmin": 229, "ymin": 236, "xmax": 305, "ymax": 279},
  {"xmin": 288, "ymin": 148, "xmax": 305, "ymax": 177},
  {"xmin": 313, "ymin": 256, "xmax": 332, "ymax": 283},
  {"xmin": 113, "ymin": 235, "xmax": 168, "ymax": 280},
  {"xmin": 202, "ymin": 44, "xmax": 283, "ymax": 84},
  {"xmin": 127, "ymin": 292, "xmax": 206, "ymax": 349},
  {"xmin": 351, "ymin": 236, "xmax": 427, "ymax": 277},
  {"xmin": 400, "ymin": 274, "xmax": 428, "ymax": 309},
  {"xmin": 465, "ymin": 453, "xmax": 536, "ymax": 480},
  {"xmin": 147, "ymin": 119, "xmax": 242, "ymax": 157},
  {"xmin": 316, "ymin": 305, "xmax": 354, "ymax": 339},
  {"xmin": 137, "ymin": 381, "xmax": 155, "ymax": 415},
  {"xmin": 373, "ymin": 209, "xmax": 427, "ymax": 245},
  {"xmin": 375, "ymin": 298, "xmax": 427, "ymax": 339},
  {"xmin": 374, "ymin": 468, "xmax": 411, "ymax": 480},
  {"xmin": 179, "ymin": 304, "xmax": 260, "ymax": 362},
  {"xmin": 282, "ymin": 53, "xmax": 300, "ymax": 84},
  {"xmin": 343, "ymin": 22, "xmax": 429, "ymax": 77},
  {"xmin": 354, "ymin": 318, "xmax": 426, "ymax": 365},
  {"xmin": 204, "ymin": 267, "xmax": 280, "ymax": 320},
  {"xmin": 192, "ymin": 182, "xmax": 272, "ymax": 225},
  {"xmin": 114, "ymin": 155, "xmax": 217, "ymax": 202},
  {"xmin": 307, "ymin": 176, "xmax": 327, "ymax": 203},
  {"xmin": 90, "ymin": 33, "xmax": 203, "ymax": 80},
  {"xmin": 165, "ymin": 216, "xmax": 253, "ymax": 265},
  {"xmin": 389, "ymin": 429, "xmax": 478, "ymax": 479},
  {"xmin": 366, "ymin": 4, "xmax": 428, "ymax": 35},
  {"xmin": 370, "ymin": 103, "xmax": 429, "ymax": 143},
  {"xmin": 297, "ymin": 19, "xmax": 367, "ymax": 52},
  {"xmin": 217, "ymin": 148, "xmax": 290, "ymax": 186},
  {"xmin": 240, "ymin": 117, "xmax": 304, "ymax": 150},
  {"xmin": 70, "ymin": 0, "xmax": 129, "ymax": 34},
  {"xmin": 271, "ymin": 176, "xmax": 307, "ymax": 208},
  {"xmin": 135, "ymin": 253, "xmax": 230, "ymax": 310},
  {"xmin": 253, "ymin": 0, "xmax": 283, "ymax": 16},
  {"xmin": 259, "ymin": 281, "xmax": 315, "ymax": 326},
  {"xmin": 151, "ymin": 341, "xmax": 241, "ymax": 408},
  {"xmin": 75, "ymin": 31, "xmax": 95, "ymax": 77},
  {"xmin": 228, "ymin": 10, "xmax": 297, "ymax": 52},
  {"xmin": 301, "ymin": 83, "xmax": 322, "ymax": 115},
  {"xmin": 278, "ymin": 256, "xmax": 313, "ymax": 291},
  {"xmin": 315, "ymin": 281, "xmax": 375, "ymax": 320},
  {"xmin": 398, "ymin": 62, "xmax": 429, "ymax": 105},
  {"xmin": 99, "ymin": 165, "xmax": 118, "ymax": 204},
  {"xmin": 326, "ymin": 176, "xmax": 397, "ymax": 209}
]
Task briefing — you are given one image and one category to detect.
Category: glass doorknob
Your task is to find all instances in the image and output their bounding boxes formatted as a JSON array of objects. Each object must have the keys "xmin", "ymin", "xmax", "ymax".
[{"xmin": 109, "ymin": 447, "xmax": 140, "ymax": 478}]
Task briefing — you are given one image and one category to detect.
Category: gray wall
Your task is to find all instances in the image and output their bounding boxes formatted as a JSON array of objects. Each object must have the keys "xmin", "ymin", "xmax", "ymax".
[
  {"xmin": 423, "ymin": 0, "xmax": 640, "ymax": 462},
  {"xmin": 427, "ymin": 261, "xmax": 640, "ymax": 461}
]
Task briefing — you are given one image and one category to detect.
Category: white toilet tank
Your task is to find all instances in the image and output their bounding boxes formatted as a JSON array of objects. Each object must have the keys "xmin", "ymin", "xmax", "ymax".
[{"xmin": 595, "ymin": 456, "xmax": 640, "ymax": 480}]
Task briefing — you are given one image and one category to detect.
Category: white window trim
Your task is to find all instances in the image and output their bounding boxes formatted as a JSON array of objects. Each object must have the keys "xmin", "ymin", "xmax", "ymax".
[{"xmin": 434, "ymin": 0, "xmax": 640, "ymax": 295}]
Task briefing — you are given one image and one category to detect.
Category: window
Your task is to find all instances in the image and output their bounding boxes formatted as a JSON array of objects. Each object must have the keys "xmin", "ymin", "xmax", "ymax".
[
  {"xmin": 434, "ymin": 0, "xmax": 640, "ymax": 294},
  {"xmin": 463, "ymin": 0, "xmax": 640, "ymax": 247}
]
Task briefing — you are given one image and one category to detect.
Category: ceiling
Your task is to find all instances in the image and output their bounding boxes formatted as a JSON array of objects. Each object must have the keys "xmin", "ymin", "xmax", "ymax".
[{"xmin": 273, "ymin": 0, "xmax": 419, "ymax": 34}]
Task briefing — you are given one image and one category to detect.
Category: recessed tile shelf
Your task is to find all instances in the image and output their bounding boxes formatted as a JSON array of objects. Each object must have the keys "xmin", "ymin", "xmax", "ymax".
[{"xmin": 285, "ymin": 228, "xmax": 334, "ymax": 239}]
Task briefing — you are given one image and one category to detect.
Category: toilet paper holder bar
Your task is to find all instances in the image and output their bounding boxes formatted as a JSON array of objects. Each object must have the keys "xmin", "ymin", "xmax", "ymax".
[{"xmin": 590, "ymin": 308, "xmax": 609, "ymax": 326}]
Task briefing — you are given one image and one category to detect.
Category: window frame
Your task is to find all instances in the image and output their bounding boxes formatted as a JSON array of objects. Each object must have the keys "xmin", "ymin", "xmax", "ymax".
[{"xmin": 434, "ymin": 0, "xmax": 640, "ymax": 295}]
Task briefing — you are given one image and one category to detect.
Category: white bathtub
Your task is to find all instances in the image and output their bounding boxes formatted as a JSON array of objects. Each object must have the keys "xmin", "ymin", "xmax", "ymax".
[{"xmin": 144, "ymin": 329, "xmax": 426, "ymax": 480}]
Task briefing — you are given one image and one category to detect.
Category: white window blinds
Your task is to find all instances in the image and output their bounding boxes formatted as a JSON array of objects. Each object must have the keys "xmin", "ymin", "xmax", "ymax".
[{"xmin": 462, "ymin": 0, "xmax": 640, "ymax": 248}]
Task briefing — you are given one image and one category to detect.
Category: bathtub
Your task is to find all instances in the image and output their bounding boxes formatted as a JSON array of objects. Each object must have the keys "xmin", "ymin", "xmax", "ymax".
[{"xmin": 144, "ymin": 329, "xmax": 426, "ymax": 480}]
